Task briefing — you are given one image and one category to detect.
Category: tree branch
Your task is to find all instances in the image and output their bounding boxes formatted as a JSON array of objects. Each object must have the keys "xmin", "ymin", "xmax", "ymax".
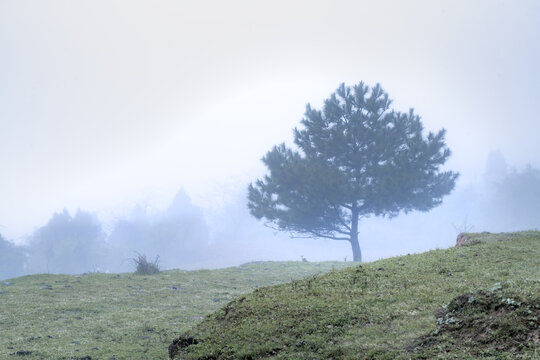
[
  {"xmin": 290, "ymin": 231, "xmax": 351, "ymax": 241},
  {"xmin": 333, "ymin": 207, "xmax": 352, "ymax": 232},
  {"xmin": 264, "ymin": 216, "xmax": 350, "ymax": 237},
  {"xmin": 325, "ymin": 226, "xmax": 351, "ymax": 236},
  {"xmin": 339, "ymin": 203, "xmax": 352, "ymax": 210}
]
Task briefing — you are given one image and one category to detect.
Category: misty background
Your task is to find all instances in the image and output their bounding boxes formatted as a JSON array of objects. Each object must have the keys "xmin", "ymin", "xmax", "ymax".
[{"xmin": 1, "ymin": 1, "xmax": 539, "ymax": 280}]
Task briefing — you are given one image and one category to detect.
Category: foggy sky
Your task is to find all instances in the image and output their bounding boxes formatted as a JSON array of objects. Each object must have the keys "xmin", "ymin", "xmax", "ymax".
[{"xmin": 1, "ymin": 0, "xmax": 540, "ymax": 244}]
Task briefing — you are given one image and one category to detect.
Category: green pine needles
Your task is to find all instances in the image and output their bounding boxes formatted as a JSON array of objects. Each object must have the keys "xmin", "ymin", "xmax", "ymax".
[{"xmin": 248, "ymin": 82, "xmax": 458, "ymax": 262}]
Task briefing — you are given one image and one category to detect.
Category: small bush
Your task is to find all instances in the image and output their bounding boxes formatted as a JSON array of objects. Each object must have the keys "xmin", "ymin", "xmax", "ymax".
[{"xmin": 132, "ymin": 253, "xmax": 160, "ymax": 275}]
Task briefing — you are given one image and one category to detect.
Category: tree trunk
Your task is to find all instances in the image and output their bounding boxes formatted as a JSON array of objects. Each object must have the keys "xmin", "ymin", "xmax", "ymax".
[
  {"xmin": 350, "ymin": 203, "xmax": 362, "ymax": 262},
  {"xmin": 350, "ymin": 235, "xmax": 361, "ymax": 262}
]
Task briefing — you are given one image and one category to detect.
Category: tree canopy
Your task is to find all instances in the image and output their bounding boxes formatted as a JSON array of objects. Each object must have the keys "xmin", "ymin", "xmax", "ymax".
[{"xmin": 248, "ymin": 82, "xmax": 458, "ymax": 261}]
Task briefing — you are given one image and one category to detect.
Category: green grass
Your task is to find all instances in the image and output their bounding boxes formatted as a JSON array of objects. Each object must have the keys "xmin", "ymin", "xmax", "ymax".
[
  {"xmin": 0, "ymin": 261, "xmax": 353, "ymax": 359},
  {"xmin": 170, "ymin": 231, "xmax": 540, "ymax": 359}
]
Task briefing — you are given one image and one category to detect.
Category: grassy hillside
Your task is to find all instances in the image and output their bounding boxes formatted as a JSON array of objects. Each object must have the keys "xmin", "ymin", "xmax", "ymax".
[
  {"xmin": 169, "ymin": 232, "xmax": 540, "ymax": 359},
  {"xmin": 0, "ymin": 261, "xmax": 353, "ymax": 359}
]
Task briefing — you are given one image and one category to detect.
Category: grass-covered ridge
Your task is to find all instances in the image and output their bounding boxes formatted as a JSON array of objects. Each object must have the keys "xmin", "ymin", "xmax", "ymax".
[
  {"xmin": 170, "ymin": 232, "xmax": 540, "ymax": 359},
  {"xmin": 0, "ymin": 261, "xmax": 353, "ymax": 359}
]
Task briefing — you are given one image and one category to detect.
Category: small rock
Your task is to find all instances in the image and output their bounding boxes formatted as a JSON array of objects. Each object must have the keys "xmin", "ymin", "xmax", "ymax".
[
  {"xmin": 171, "ymin": 286, "xmax": 178, "ymax": 290},
  {"xmin": 455, "ymin": 233, "xmax": 470, "ymax": 247},
  {"xmin": 490, "ymin": 282, "xmax": 502, "ymax": 292},
  {"xmin": 3, "ymin": 281, "xmax": 13, "ymax": 286},
  {"xmin": 15, "ymin": 350, "xmax": 32, "ymax": 356}
]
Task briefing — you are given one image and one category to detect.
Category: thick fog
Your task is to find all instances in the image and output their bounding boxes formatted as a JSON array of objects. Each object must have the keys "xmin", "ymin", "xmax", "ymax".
[
  {"xmin": 2, "ymin": 151, "xmax": 539, "ymax": 279},
  {"xmin": 1, "ymin": 1, "xmax": 539, "ymax": 279}
]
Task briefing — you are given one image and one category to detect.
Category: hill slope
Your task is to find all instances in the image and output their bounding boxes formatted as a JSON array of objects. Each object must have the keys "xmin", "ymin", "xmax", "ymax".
[
  {"xmin": 169, "ymin": 232, "xmax": 540, "ymax": 359},
  {"xmin": 0, "ymin": 261, "xmax": 353, "ymax": 359}
]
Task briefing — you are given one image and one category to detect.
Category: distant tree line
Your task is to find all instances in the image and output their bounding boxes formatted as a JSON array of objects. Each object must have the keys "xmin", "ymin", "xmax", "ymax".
[{"xmin": 0, "ymin": 190, "xmax": 211, "ymax": 280}]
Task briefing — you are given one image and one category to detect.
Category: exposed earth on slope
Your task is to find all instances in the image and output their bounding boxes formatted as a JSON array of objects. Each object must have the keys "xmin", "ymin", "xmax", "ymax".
[{"xmin": 410, "ymin": 289, "xmax": 539, "ymax": 358}]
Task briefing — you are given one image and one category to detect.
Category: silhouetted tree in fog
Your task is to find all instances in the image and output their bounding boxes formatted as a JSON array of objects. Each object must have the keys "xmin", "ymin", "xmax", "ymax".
[
  {"xmin": 26, "ymin": 209, "xmax": 107, "ymax": 274},
  {"xmin": 108, "ymin": 190, "xmax": 211, "ymax": 270},
  {"xmin": 0, "ymin": 233, "xmax": 26, "ymax": 280},
  {"xmin": 481, "ymin": 160, "xmax": 540, "ymax": 231},
  {"xmin": 248, "ymin": 82, "xmax": 458, "ymax": 261}
]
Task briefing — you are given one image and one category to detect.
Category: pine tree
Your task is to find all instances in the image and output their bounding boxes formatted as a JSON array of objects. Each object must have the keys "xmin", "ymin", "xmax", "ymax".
[{"xmin": 248, "ymin": 82, "xmax": 458, "ymax": 261}]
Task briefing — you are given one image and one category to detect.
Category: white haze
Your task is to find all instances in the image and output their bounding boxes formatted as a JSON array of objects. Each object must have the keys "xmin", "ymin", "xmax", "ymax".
[{"xmin": 1, "ymin": 1, "xmax": 539, "ymax": 275}]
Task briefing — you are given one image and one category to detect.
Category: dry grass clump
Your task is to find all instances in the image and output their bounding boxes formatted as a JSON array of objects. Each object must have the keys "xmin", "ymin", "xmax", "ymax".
[{"xmin": 132, "ymin": 253, "xmax": 160, "ymax": 275}]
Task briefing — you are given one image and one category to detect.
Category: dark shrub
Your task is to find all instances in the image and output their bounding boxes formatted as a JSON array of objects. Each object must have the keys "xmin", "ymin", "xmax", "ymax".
[{"xmin": 132, "ymin": 253, "xmax": 160, "ymax": 275}]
